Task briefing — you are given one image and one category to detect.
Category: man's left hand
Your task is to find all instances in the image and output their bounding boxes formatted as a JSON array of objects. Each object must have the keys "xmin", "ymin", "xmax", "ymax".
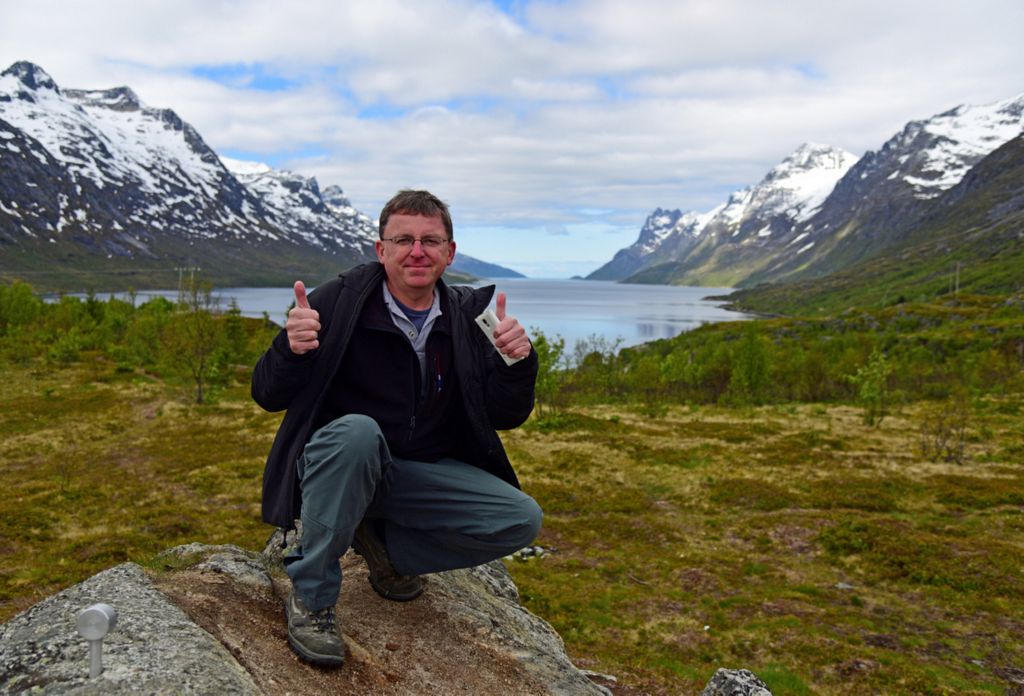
[{"xmin": 492, "ymin": 292, "xmax": 532, "ymax": 360}]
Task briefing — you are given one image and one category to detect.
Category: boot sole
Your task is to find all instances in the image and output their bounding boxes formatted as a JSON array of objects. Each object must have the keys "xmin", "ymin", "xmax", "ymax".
[{"xmin": 287, "ymin": 634, "xmax": 345, "ymax": 668}]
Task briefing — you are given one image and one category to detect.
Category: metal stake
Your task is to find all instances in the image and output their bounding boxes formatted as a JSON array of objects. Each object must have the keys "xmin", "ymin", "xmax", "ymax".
[{"xmin": 77, "ymin": 603, "xmax": 117, "ymax": 678}]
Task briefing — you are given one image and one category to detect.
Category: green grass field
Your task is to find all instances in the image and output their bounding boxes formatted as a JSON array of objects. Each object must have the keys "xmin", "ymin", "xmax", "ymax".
[{"xmin": 1, "ymin": 349, "xmax": 1021, "ymax": 694}]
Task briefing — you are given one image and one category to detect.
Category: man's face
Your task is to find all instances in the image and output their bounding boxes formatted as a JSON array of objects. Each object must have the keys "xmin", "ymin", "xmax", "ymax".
[{"xmin": 375, "ymin": 213, "xmax": 456, "ymax": 304}]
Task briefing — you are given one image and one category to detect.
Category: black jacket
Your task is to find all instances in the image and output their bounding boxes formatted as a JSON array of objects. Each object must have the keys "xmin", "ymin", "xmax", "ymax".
[{"xmin": 251, "ymin": 263, "xmax": 538, "ymax": 528}]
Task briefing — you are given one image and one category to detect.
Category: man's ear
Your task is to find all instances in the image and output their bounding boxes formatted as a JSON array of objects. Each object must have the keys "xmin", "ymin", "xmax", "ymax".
[
  {"xmin": 446, "ymin": 240, "xmax": 457, "ymax": 266},
  {"xmin": 375, "ymin": 239, "xmax": 386, "ymax": 262}
]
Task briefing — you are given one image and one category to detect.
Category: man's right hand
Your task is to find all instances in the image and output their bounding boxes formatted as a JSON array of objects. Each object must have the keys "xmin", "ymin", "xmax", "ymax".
[{"xmin": 286, "ymin": 280, "xmax": 320, "ymax": 355}]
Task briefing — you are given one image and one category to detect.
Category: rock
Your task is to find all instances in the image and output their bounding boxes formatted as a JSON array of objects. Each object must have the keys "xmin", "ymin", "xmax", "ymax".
[
  {"xmin": 260, "ymin": 526, "xmax": 609, "ymax": 695},
  {"xmin": 159, "ymin": 543, "xmax": 274, "ymax": 589},
  {"xmin": 0, "ymin": 562, "xmax": 262, "ymax": 694},
  {"xmin": 1, "ymin": 540, "xmax": 612, "ymax": 695},
  {"xmin": 700, "ymin": 668, "xmax": 774, "ymax": 696}
]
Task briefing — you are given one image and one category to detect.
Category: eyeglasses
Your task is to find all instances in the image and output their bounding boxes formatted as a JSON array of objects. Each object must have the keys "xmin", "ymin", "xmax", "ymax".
[{"xmin": 380, "ymin": 235, "xmax": 450, "ymax": 250}]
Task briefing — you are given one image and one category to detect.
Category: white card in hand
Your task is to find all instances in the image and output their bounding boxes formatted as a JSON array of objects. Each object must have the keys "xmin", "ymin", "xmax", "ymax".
[{"xmin": 475, "ymin": 309, "xmax": 525, "ymax": 366}]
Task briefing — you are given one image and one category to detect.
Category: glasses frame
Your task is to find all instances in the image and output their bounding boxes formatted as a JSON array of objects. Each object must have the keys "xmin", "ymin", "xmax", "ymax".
[{"xmin": 380, "ymin": 235, "xmax": 451, "ymax": 251}]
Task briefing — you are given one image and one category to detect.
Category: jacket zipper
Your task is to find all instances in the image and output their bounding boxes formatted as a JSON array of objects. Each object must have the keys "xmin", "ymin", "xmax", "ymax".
[{"xmin": 408, "ymin": 335, "xmax": 421, "ymax": 442}]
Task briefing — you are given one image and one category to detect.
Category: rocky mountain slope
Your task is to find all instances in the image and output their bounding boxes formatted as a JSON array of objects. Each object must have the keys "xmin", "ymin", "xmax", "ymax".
[
  {"xmin": 595, "ymin": 94, "xmax": 1023, "ymax": 292},
  {"xmin": 745, "ymin": 93, "xmax": 1024, "ymax": 287},
  {"xmin": 726, "ymin": 133, "xmax": 1024, "ymax": 315},
  {"xmin": 589, "ymin": 143, "xmax": 858, "ymax": 285},
  {"xmin": 0, "ymin": 61, "xmax": 519, "ymax": 291}
]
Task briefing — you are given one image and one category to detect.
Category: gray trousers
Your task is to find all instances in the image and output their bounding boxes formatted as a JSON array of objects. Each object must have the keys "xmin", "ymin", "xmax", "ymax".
[{"xmin": 285, "ymin": 414, "xmax": 543, "ymax": 611}]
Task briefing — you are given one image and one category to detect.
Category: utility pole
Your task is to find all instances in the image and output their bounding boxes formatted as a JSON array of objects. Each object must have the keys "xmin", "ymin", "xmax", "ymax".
[{"xmin": 174, "ymin": 266, "xmax": 201, "ymax": 304}]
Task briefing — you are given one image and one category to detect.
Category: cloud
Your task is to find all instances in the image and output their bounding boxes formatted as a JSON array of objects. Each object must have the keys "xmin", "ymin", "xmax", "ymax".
[{"xmin": 2, "ymin": 0, "xmax": 1022, "ymax": 276}]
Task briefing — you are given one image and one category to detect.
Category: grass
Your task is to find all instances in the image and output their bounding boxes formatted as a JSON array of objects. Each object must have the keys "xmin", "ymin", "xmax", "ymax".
[
  {"xmin": 1, "ymin": 355, "xmax": 1022, "ymax": 694},
  {"xmin": 0, "ymin": 356, "xmax": 276, "ymax": 615},
  {"xmin": 506, "ymin": 401, "xmax": 1024, "ymax": 695}
]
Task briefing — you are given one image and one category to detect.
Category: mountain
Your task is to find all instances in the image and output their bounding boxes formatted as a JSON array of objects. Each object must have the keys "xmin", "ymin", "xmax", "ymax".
[
  {"xmin": 742, "ymin": 93, "xmax": 1024, "ymax": 286},
  {"xmin": 594, "ymin": 94, "xmax": 1024, "ymax": 292},
  {"xmin": 0, "ymin": 61, "xmax": 518, "ymax": 291},
  {"xmin": 221, "ymin": 156, "xmax": 523, "ymax": 280},
  {"xmin": 589, "ymin": 143, "xmax": 858, "ymax": 285},
  {"xmin": 449, "ymin": 255, "xmax": 525, "ymax": 279},
  {"xmin": 587, "ymin": 208, "xmax": 701, "ymax": 281},
  {"xmin": 726, "ymin": 133, "xmax": 1024, "ymax": 315}
]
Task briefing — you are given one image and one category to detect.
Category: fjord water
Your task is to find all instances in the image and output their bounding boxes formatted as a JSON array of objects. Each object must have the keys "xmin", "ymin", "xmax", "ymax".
[{"xmin": 183, "ymin": 278, "xmax": 752, "ymax": 350}]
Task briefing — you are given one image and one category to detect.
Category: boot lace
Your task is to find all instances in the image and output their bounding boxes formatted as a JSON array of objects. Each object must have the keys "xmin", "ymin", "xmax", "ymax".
[{"xmin": 311, "ymin": 606, "xmax": 336, "ymax": 633}]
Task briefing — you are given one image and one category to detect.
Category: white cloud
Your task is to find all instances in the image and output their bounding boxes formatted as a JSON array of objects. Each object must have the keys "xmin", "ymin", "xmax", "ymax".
[{"xmin": 1, "ymin": 0, "xmax": 1022, "ymax": 276}]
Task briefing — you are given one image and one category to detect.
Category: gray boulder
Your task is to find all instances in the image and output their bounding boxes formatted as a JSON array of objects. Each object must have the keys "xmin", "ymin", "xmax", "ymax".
[
  {"xmin": 0, "ymin": 562, "xmax": 261, "ymax": 694},
  {"xmin": 700, "ymin": 668, "xmax": 774, "ymax": 696},
  {"xmin": 2, "ymin": 538, "xmax": 768, "ymax": 695},
  {"xmin": 1, "ymin": 541, "xmax": 611, "ymax": 695}
]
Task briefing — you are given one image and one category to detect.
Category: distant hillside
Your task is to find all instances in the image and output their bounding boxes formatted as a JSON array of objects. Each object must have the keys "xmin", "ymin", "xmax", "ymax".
[
  {"xmin": 726, "ymin": 134, "xmax": 1024, "ymax": 316},
  {"xmin": 449, "ymin": 255, "xmax": 525, "ymax": 279}
]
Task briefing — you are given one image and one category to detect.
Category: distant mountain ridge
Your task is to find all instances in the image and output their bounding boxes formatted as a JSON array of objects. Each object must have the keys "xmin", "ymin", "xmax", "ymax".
[
  {"xmin": 0, "ymin": 61, "xmax": 521, "ymax": 291},
  {"xmin": 592, "ymin": 94, "xmax": 1024, "ymax": 292},
  {"xmin": 588, "ymin": 143, "xmax": 859, "ymax": 286}
]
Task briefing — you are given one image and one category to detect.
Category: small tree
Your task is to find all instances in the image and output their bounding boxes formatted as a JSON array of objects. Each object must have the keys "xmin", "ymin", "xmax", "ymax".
[
  {"xmin": 847, "ymin": 349, "xmax": 893, "ymax": 426},
  {"xmin": 165, "ymin": 278, "xmax": 224, "ymax": 404},
  {"xmin": 727, "ymin": 324, "xmax": 770, "ymax": 405},
  {"xmin": 0, "ymin": 280, "xmax": 43, "ymax": 336},
  {"xmin": 532, "ymin": 329, "xmax": 567, "ymax": 418},
  {"xmin": 223, "ymin": 298, "xmax": 248, "ymax": 364},
  {"xmin": 918, "ymin": 390, "xmax": 971, "ymax": 464}
]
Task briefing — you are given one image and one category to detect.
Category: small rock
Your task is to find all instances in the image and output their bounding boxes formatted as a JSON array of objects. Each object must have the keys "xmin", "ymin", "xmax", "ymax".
[{"xmin": 700, "ymin": 668, "xmax": 774, "ymax": 696}]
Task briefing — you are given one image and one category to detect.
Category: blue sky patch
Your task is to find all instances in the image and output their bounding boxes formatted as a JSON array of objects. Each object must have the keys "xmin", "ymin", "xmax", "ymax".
[
  {"xmin": 191, "ymin": 63, "xmax": 299, "ymax": 92},
  {"xmin": 220, "ymin": 146, "xmax": 329, "ymax": 169}
]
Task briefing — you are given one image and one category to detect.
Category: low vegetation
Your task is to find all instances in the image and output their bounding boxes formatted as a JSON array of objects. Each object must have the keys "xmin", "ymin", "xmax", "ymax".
[{"xmin": 1, "ymin": 281, "xmax": 1021, "ymax": 695}]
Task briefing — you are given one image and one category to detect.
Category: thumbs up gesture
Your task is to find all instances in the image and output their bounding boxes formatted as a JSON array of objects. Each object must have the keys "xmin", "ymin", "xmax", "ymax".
[
  {"xmin": 492, "ymin": 292, "xmax": 531, "ymax": 359},
  {"xmin": 286, "ymin": 280, "xmax": 320, "ymax": 355}
]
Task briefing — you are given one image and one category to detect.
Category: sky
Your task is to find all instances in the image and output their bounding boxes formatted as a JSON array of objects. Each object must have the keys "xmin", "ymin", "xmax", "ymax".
[{"xmin": 1, "ymin": 1, "xmax": 1022, "ymax": 278}]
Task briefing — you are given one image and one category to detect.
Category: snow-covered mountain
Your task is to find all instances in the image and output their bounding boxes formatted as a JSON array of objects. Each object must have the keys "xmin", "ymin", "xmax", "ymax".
[
  {"xmin": 588, "ymin": 208, "xmax": 691, "ymax": 281},
  {"xmin": 589, "ymin": 143, "xmax": 858, "ymax": 285},
  {"xmin": 0, "ymin": 61, "xmax": 520, "ymax": 290},
  {"xmin": 743, "ymin": 93, "xmax": 1024, "ymax": 285},
  {"xmin": 220, "ymin": 156, "xmax": 377, "ymax": 253},
  {"xmin": 0, "ymin": 60, "xmax": 377, "ymax": 288},
  {"xmin": 894, "ymin": 95, "xmax": 1024, "ymax": 199},
  {"xmin": 594, "ymin": 93, "xmax": 1024, "ymax": 288}
]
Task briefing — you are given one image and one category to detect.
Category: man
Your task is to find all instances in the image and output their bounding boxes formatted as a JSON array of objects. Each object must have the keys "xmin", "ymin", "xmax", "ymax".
[{"xmin": 252, "ymin": 189, "xmax": 542, "ymax": 667}]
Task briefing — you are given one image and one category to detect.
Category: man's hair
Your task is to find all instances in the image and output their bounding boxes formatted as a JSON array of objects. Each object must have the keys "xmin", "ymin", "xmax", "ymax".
[{"xmin": 379, "ymin": 190, "xmax": 453, "ymax": 239}]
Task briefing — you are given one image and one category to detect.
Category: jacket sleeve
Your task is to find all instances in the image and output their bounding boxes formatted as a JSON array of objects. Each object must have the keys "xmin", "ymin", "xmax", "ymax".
[
  {"xmin": 482, "ymin": 342, "xmax": 539, "ymax": 430},
  {"xmin": 251, "ymin": 330, "xmax": 318, "ymax": 412},
  {"xmin": 251, "ymin": 286, "xmax": 332, "ymax": 412}
]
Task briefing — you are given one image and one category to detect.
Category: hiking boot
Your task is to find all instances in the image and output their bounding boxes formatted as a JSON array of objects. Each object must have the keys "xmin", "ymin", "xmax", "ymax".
[
  {"xmin": 285, "ymin": 592, "xmax": 344, "ymax": 667},
  {"xmin": 351, "ymin": 520, "xmax": 424, "ymax": 602}
]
